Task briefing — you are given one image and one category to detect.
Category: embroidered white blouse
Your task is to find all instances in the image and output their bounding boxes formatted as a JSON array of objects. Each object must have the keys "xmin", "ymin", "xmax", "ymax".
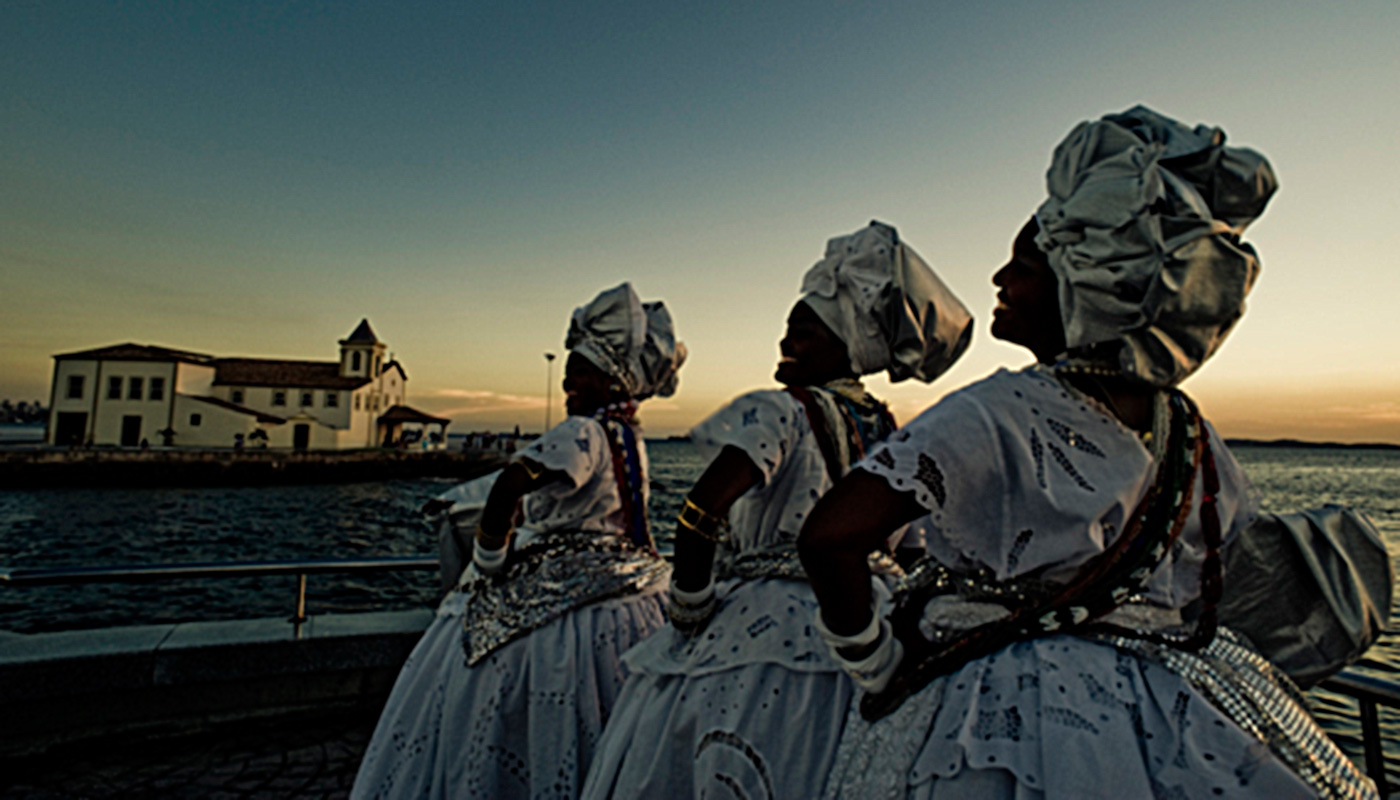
[
  {"xmin": 861, "ymin": 366, "xmax": 1258, "ymax": 609},
  {"xmin": 514, "ymin": 415, "xmax": 648, "ymax": 538}
]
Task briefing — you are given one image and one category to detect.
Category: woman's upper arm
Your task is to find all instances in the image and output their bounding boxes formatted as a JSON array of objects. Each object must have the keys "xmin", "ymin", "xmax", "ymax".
[
  {"xmin": 514, "ymin": 417, "xmax": 601, "ymax": 488},
  {"xmin": 798, "ymin": 468, "xmax": 925, "ymax": 554},
  {"xmin": 688, "ymin": 445, "xmax": 763, "ymax": 513},
  {"xmin": 689, "ymin": 391, "xmax": 804, "ymax": 488}
]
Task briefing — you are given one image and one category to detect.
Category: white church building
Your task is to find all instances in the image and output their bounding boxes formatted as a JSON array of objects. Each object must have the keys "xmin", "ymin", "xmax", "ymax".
[{"xmin": 45, "ymin": 320, "xmax": 449, "ymax": 450}]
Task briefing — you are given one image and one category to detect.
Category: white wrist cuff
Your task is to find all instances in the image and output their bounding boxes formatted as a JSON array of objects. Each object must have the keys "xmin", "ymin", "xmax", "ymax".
[
  {"xmin": 814, "ymin": 608, "xmax": 903, "ymax": 694},
  {"xmin": 813, "ymin": 607, "xmax": 882, "ymax": 649},
  {"xmin": 473, "ymin": 538, "xmax": 508, "ymax": 573},
  {"xmin": 838, "ymin": 620, "xmax": 903, "ymax": 694},
  {"xmin": 670, "ymin": 579, "xmax": 715, "ymax": 606}
]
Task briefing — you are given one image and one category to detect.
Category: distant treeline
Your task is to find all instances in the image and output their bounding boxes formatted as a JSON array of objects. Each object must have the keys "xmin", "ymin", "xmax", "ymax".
[
  {"xmin": 1225, "ymin": 438, "xmax": 1400, "ymax": 452},
  {"xmin": 0, "ymin": 400, "xmax": 46, "ymax": 425}
]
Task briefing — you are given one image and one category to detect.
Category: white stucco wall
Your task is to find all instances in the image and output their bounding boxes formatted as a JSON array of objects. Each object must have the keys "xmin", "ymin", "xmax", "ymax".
[
  {"xmin": 47, "ymin": 360, "xmax": 100, "ymax": 444},
  {"xmin": 218, "ymin": 385, "xmax": 354, "ymax": 433},
  {"xmin": 171, "ymin": 395, "xmax": 262, "ymax": 448},
  {"xmin": 175, "ymin": 363, "xmax": 216, "ymax": 396},
  {"xmin": 82, "ymin": 361, "xmax": 179, "ymax": 446},
  {"xmin": 264, "ymin": 415, "xmax": 338, "ymax": 450},
  {"xmin": 318, "ymin": 391, "xmax": 351, "ymax": 428}
]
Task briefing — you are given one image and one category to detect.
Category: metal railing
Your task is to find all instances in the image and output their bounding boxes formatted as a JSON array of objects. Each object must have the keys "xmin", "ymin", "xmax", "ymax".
[
  {"xmin": 0, "ymin": 557, "xmax": 438, "ymax": 635},
  {"xmin": 1318, "ymin": 671, "xmax": 1400, "ymax": 795},
  {"xmin": 2, "ymin": 558, "xmax": 1397, "ymax": 793}
]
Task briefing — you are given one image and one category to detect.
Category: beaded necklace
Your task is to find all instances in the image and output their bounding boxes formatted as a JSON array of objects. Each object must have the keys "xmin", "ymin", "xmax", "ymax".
[
  {"xmin": 864, "ymin": 391, "xmax": 1220, "ymax": 721},
  {"xmin": 593, "ymin": 401, "xmax": 652, "ymax": 552}
]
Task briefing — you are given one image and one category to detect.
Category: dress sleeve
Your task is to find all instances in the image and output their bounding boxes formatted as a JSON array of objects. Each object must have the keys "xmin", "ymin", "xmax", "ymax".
[
  {"xmin": 514, "ymin": 416, "xmax": 607, "ymax": 488},
  {"xmin": 860, "ymin": 391, "xmax": 1001, "ymax": 516},
  {"xmin": 856, "ymin": 386, "xmax": 1010, "ymax": 573},
  {"xmin": 689, "ymin": 390, "xmax": 807, "ymax": 487}
]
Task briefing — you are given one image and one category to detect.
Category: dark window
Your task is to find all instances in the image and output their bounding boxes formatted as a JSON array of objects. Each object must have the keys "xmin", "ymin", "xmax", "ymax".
[
  {"xmin": 149, "ymin": 377, "xmax": 165, "ymax": 401},
  {"xmin": 128, "ymin": 377, "xmax": 143, "ymax": 400},
  {"xmin": 352, "ymin": 352, "xmax": 361, "ymax": 371},
  {"xmin": 190, "ymin": 413, "xmax": 202, "ymax": 427},
  {"xmin": 231, "ymin": 389, "xmax": 244, "ymax": 405},
  {"xmin": 108, "ymin": 376, "xmax": 123, "ymax": 399},
  {"xmin": 325, "ymin": 392, "xmax": 338, "ymax": 408},
  {"xmin": 273, "ymin": 391, "xmax": 287, "ymax": 407},
  {"xmin": 374, "ymin": 356, "xmax": 382, "ymax": 376},
  {"xmin": 300, "ymin": 391, "xmax": 313, "ymax": 407},
  {"xmin": 66, "ymin": 375, "xmax": 85, "ymax": 399},
  {"xmin": 355, "ymin": 395, "xmax": 361, "ymax": 410}
]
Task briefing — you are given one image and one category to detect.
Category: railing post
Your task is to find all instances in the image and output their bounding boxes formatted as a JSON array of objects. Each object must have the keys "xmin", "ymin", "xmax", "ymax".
[
  {"xmin": 1358, "ymin": 696, "xmax": 1388, "ymax": 795},
  {"xmin": 291, "ymin": 572, "xmax": 308, "ymax": 624}
]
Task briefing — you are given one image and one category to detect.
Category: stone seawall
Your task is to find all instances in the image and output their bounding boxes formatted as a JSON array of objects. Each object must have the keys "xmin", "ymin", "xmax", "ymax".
[
  {"xmin": 0, "ymin": 609, "xmax": 432, "ymax": 758},
  {"xmin": 0, "ymin": 448, "xmax": 506, "ymax": 488}
]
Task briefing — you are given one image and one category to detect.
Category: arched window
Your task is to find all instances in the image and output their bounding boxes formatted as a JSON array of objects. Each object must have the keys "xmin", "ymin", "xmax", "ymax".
[{"xmin": 352, "ymin": 351, "xmax": 362, "ymax": 372}]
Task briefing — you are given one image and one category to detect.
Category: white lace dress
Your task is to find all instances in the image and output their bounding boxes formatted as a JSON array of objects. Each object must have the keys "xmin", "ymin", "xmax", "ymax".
[
  {"xmin": 352, "ymin": 415, "xmax": 668, "ymax": 800},
  {"xmin": 583, "ymin": 389, "xmax": 881, "ymax": 799},
  {"xmin": 820, "ymin": 367, "xmax": 1373, "ymax": 799}
]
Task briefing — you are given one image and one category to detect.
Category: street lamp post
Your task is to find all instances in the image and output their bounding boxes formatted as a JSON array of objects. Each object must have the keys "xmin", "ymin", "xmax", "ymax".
[{"xmin": 544, "ymin": 352, "xmax": 557, "ymax": 431}]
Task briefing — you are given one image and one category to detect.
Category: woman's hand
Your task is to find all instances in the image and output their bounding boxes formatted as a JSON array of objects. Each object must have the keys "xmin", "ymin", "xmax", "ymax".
[
  {"xmin": 798, "ymin": 469, "xmax": 924, "ymax": 637},
  {"xmin": 474, "ymin": 457, "xmax": 565, "ymax": 572}
]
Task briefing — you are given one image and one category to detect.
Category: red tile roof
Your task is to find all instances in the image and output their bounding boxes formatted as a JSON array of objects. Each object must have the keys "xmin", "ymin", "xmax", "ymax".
[
  {"xmin": 54, "ymin": 343, "xmax": 214, "ymax": 364},
  {"xmin": 186, "ymin": 395, "xmax": 287, "ymax": 424},
  {"xmin": 212, "ymin": 359, "xmax": 371, "ymax": 390}
]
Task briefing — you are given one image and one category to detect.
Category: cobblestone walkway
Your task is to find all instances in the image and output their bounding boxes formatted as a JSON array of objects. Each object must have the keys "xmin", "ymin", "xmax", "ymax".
[{"xmin": 0, "ymin": 710, "xmax": 375, "ymax": 799}]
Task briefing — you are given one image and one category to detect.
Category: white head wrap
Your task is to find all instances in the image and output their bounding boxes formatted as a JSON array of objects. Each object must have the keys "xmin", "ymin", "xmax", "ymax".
[
  {"xmin": 565, "ymin": 282, "xmax": 687, "ymax": 400},
  {"xmin": 800, "ymin": 221, "xmax": 973, "ymax": 383},
  {"xmin": 1035, "ymin": 105, "xmax": 1279, "ymax": 387}
]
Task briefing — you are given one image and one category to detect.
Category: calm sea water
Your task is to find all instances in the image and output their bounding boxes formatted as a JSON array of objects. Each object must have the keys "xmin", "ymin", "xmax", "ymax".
[{"xmin": 1, "ymin": 441, "xmax": 1397, "ymax": 779}]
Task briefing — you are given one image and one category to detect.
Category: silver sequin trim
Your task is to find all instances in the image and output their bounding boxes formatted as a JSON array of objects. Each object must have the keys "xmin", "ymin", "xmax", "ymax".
[
  {"xmin": 459, "ymin": 534, "xmax": 669, "ymax": 665},
  {"xmin": 1091, "ymin": 629, "xmax": 1377, "ymax": 800}
]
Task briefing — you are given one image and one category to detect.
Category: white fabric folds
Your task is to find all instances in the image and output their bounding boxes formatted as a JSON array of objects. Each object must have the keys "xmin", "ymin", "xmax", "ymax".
[
  {"xmin": 566, "ymin": 282, "xmax": 687, "ymax": 399},
  {"xmin": 800, "ymin": 221, "xmax": 973, "ymax": 383},
  {"xmin": 1035, "ymin": 105, "xmax": 1279, "ymax": 387}
]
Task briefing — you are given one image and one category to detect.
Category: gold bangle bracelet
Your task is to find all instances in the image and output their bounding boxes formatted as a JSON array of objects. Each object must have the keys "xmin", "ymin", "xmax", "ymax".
[
  {"xmin": 475, "ymin": 522, "xmax": 512, "ymax": 549},
  {"xmin": 518, "ymin": 459, "xmax": 545, "ymax": 481},
  {"xmin": 677, "ymin": 497, "xmax": 726, "ymax": 542}
]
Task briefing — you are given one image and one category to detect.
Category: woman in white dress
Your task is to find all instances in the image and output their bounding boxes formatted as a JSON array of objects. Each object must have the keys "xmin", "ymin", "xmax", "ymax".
[
  {"xmin": 582, "ymin": 222, "xmax": 973, "ymax": 799},
  {"xmin": 797, "ymin": 107, "xmax": 1376, "ymax": 799},
  {"xmin": 352, "ymin": 282, "xmax": 686, "ymax": 800}
]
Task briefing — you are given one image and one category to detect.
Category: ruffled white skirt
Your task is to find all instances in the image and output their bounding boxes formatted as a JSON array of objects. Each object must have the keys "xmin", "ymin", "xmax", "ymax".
[
  {"xmin": 582, "ymin": 578, "xmax": 855, "ymax": 799},
  {"xmin": 351, "ymin": 584, "xmax": 667, "ymax": 800},
  {"xmin": 821, "ymin": 634, "xmax": 1347, "ymax": 799}
]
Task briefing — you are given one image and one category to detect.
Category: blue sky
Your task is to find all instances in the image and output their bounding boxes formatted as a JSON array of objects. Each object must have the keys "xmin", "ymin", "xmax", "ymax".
[{"xmin": 4, "ymin": 0, "xmax": 1398, "ymax": 440}]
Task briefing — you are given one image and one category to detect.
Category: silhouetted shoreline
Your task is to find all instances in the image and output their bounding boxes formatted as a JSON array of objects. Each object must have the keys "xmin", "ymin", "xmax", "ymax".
[
  {"xmin": 1225, "ymin": 438, "xmax": 1400, "ymax": 452},
  {"xmin": 0, "ymin": 448, "xmax": 506, "ymax": 489}
]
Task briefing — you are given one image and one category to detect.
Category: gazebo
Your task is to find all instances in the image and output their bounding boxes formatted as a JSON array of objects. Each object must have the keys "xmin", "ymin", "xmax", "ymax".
[{"xmin": 377, "ymin": 405, "xmax": 451, "ymax": 449}]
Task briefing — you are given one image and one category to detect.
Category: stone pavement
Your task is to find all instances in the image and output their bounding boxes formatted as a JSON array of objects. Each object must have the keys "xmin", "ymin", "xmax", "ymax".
[{"xmin": 0, "ymin": 708, "xmax": 376, "ymax": 799}]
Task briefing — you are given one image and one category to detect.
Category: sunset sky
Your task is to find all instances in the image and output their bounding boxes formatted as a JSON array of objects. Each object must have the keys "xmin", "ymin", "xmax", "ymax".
[{"xmin": 3, "ymin": 1, "xmax": 1398, "ymax": 442}]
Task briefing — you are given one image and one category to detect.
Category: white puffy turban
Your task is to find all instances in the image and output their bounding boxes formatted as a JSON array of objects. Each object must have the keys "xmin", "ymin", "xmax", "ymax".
[
  {"xmin": 566, "ymin": 282, "xmax": 687, "ymax": 400},
  {"xmin": 1035, "ymin": 105, "xmax": 1279, "ymax": 387},
  {"xmin": 800, "ymin": 221, "xmax": 973, "ymax": 383}
]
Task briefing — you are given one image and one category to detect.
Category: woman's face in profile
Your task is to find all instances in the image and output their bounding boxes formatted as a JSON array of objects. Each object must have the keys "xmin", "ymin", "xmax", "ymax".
[
  {"xmin": 775, "ymin": 301, "xmax": 851, "ymax": 387},
  {"xmin": 991, "ymin": 218, "xmax": 1066, "ymax": 361},
  {"xmin": 562, "ymin": 352, "xmax": 614, "ymax": 416}
]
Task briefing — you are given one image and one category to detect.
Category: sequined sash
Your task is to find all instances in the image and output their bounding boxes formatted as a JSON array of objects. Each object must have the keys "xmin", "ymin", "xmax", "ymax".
[
  {"xmin": 1096, "ymin": 629, "xmax": 1378, "ymax": 800},
  {"xmin": 459, "ymin": 533, "xmax": 669, "ymax": 665},
  {"xmin": 863, "ymin": 391, "xmax": 1207, "ymax": 720},
  {"xmin": 713, "ymin": 545, "xmax": 809, "ymax": 582}
]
